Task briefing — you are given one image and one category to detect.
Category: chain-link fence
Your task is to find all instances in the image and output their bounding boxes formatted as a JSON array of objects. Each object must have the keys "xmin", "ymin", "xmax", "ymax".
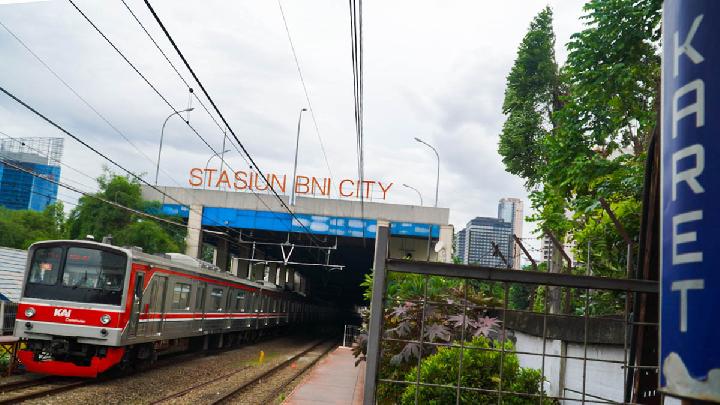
[{"xmin": 364, "ymin": 225, "xmax": 659, "ymax": 405}]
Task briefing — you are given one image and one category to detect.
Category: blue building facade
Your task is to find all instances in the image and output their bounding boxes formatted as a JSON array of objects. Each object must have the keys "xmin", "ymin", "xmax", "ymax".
[{"xmin": 0, "ymin": 138, "xmax": 63, "ymax": 212}]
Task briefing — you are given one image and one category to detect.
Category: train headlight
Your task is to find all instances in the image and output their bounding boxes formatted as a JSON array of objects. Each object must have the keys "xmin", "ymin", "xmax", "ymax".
[
  {"xmin": 100, "ymin": 314, "xmax": 112, "ymax": 325},
  {"xmin": 24, "ymin": 307, "xmax": 35, "ymax": 318}
]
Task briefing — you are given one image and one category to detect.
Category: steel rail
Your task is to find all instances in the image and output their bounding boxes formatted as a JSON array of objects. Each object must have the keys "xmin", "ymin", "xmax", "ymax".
[
  {"xmin": 212, "ymin": 340, "xmax": 336, "ymax": 404},
  {"xmin": 150, "ymin": 339, "xmax": 329, "ymax": 404},
  {"xmin": 0, "ymin": 378, "xmax": 90, "ymax": 404}
]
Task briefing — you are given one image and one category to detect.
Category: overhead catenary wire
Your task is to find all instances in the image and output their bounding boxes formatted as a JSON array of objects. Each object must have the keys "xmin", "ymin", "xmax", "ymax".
[
  {"xmin": 60, "ymin": 0, "xmax": 318, "ymax": 247},
  {"xmin": 276, "ymin": 0, "xmax": 334, "ymax": 188},
  {"xmin": 348, "ymin": 0, "xmax": 365, "ymax": 238},
  {"xmin": 141, "ymin": 0, "xmax": 326, "ymax": 247},
  {"xmin": 0, "ymin": 87, "xmax": 262, "ymax": 253},
  {"xmin": 114, "ymin": 0, "xmax": 326, "ymax": 248},
  {"xmin": 117, "ymin": 0, "xmax": 233, "ymax": 152},
  {"xmin": 0, "ymin": 131, "xmax": 100, "ymax": 193},
  {"xmin": 0, "ymin": 157, "xmax": 261, "ymax": 257},
  {"xmin": 0, "ymin": 18, "xmax": 235, "ymax": 222}
]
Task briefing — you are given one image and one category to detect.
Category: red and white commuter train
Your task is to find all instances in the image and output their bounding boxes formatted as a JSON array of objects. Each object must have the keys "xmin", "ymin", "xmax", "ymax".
[{"xmin": 14, "ymin": 239, "xmax": 332, "ymax": 377}]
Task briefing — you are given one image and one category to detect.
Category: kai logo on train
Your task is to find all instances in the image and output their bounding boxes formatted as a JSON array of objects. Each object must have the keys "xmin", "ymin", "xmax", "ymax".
[
  {"xmin": 53, "ymin": 308, "xmax": 72, "ymax": 317},
  {"xmin": 188, "ymin": 168, "xmax": 394, "ymax": 200}
]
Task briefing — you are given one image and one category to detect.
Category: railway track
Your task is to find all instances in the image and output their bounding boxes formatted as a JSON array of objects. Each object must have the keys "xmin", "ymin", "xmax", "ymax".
[
  {"xmin": 0, "ymin": 377, "xmax": 90, "ymax": 404},
  {"xmin": 211, "ymin": 340, "xmax": 336, "ymax": 404},
  {"xmin": 151, "ymin": 339, "xmax": 336, "ymax": 405}
]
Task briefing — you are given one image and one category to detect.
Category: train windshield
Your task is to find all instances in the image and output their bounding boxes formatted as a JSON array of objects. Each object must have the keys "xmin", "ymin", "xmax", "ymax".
[{"xmin": 25, "ymin": 245, "xmax": 128, "ymax": 305}]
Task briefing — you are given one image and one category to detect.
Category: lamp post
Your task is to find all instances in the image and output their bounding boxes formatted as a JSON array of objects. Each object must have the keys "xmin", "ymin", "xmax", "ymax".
[
  {"xmin": 414, "ymin": 137, "xmax": 439, "ymax": 207},
  {"xmin": 155, "ymin": 108, "xmax": 194, "ymax": 185},
  {"xmin": 402, "ymin": 183, "xmax": 423, "ymax": 206},
  {"xmin": 290, "ymin": 108, "xmax": 308, "ymax": 205},
  {"xmin": 204, "ymin": 149, "xmax": 231, "ymax": 189}
]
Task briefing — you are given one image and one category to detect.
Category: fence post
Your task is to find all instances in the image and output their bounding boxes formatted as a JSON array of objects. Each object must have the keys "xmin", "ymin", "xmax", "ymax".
[{"xmin": 364, "ymin": 223, "xmax": 390, "ymax": 405}]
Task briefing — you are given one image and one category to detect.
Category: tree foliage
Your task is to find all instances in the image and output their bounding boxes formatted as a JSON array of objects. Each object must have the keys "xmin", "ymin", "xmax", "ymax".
[
  {"xmin": 498, "ymin": 1, "xmax": 662, "ymax": 278},
  {"xmin": 400, "ymin": 336, "xmax": 556, "ymax": 405},
  {"xmin": 498, "ymin": 6, "xmax": 561, "ymax": 187},
  {"xmin": 0, "ymin": 171, "xmax": 184, "ymax": 254},
  {"xmin": 0, "ymin": 202, "xmax": 66, "ymax": 249},
  {"xmin": 66, "ymin": 171, "xmax": 185, "ymax": 253}
]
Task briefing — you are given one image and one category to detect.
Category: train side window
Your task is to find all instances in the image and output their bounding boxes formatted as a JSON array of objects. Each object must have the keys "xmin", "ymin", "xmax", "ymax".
[
  {"xmin": 172, "ymin": 283, "xmax": 192, "ymax": 310},
  {"xmin": 235, "ymin": 291, "xmax": 246, "ymax": 312},
  {"xmin": 210, "ymin": 288, "xmax": 224, "ymax": 311}
]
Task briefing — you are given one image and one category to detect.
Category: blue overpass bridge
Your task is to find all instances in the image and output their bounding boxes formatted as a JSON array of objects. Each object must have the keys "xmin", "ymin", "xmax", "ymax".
[{"xmin": 141, "ymin": 186, "xmax": 453, "ymax": 307}]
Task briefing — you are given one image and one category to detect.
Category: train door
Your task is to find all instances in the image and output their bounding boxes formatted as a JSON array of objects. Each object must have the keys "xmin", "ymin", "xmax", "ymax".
[
  {"xmin": 195, "ymin": 282, "xmax": 207, "ymax": 332},
  {"xmin": 128, "ymin": 272, "xmax": 145, "ymax": 338},
  {"xmin": 146, "ymin": 275, "xmax": 168, "ymax": 336}
]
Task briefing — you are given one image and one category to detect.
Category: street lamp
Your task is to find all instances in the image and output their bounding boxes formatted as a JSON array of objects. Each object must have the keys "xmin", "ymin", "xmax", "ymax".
[
  {"xmin": 155, "ymin": 108, "xmax": 194, "ymax": 185},
  {"xmin": 204, "ymin": 149, "xmax": 231, "ymax": 189},
  {"xmin": 414, "ymin": 137, "xmax": 439, "ymax": 207},
  {"xmin": 402, "ymin": 183, "xmax": 423, "ymax": 206},
  {"xmin": 290, "ymin": 108, "xmax": 308, "ymax": 205}
]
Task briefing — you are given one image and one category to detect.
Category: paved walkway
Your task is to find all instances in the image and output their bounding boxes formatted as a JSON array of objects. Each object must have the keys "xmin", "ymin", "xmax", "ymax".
[{"xmin": 284, "ymin": 346, "xmax": 365, "ymax": 405}]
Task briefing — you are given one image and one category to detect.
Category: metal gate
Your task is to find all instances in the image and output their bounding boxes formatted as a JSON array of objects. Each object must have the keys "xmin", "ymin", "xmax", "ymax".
[{"xmin": 363, "ymin": 225, "xmax": 660, "ymax": 405}]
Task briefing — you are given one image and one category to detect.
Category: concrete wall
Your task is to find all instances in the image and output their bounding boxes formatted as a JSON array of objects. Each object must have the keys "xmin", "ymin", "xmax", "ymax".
[
  {"xmin": 141, "ymin": 186, "xmax": 450, "ymax": 225},
  {"xmin": 513, "ymin": 331, "xmax": 626, "ymax": 403},
  {"xmin": 387, "ymin": 224, "xmax": 454, "ymax": 263}
]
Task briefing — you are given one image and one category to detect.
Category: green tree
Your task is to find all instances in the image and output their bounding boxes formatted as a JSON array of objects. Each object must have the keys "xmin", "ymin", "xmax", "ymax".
[
  {"xmin": 499, "ymin": 1, "xmax": 661, "ymax": 287},
  {"xmin": 66, "ymin": 172, "xmax": 144, "ymax": 240},
  {"xmin": 0, "ymin": 202, "xmax": 66, "ymax": 249},
  {"xmin": 498, "ymin": 6, "xmax": 561, "ymax": 187},
  {"xmin": 115, "ymin": 221, "xmax": 181, "ymax": 254},
  {"xmin": 66, "ymin": 171, "xmax": 185, "ymax": 254}
]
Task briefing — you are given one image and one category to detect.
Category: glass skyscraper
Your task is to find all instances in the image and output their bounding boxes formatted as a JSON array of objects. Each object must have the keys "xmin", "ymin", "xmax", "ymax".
[
  {"xmin": 455, "ymin": 217, "xmax": 512, "ymax": 268},
  {"xmin": 0, "ymin": 137, "xmax": 63, "ymax": 211}
]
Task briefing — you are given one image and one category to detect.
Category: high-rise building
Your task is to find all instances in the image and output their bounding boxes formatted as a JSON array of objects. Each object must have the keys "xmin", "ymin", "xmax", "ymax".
[
  {"xmin": 0, "ymin": 137, "xmax": 63, "ymax": 211},
  {"xmin": 455, "ymin": 217, "xmax": 512, "ymax": 268},
  {"xmin": 454, "ymin": 229, "xmax": 466, "ymax": 263},
  {"xmin": 498, "ymin": 198, "xmax": 523, "ymax": 269}
]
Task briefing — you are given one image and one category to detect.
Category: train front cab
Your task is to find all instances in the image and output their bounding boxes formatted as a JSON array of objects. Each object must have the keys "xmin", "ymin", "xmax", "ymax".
[{"xmin": 15, "ymin": 241, "xmax": 130, "ymax": 377}]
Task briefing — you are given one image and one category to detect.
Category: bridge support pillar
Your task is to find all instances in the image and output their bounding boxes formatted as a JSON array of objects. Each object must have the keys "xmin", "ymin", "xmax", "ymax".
[
  {"xmin": 214, "ymin": 238, "xmax": 229, "ymax": 271},
  {"xmin": 252, "ymin": 264, "xmax": 265, "ymax": 282},
  {"xmin": 265, "ymin": 263, "xmax": 278, "ymax": 285},
  {"xmin": 185, "ymin": 204, "xmax": 203, "ymax": 258},
  {"xmin": 438, "ymin": 224, "xmax": 454, "ymax": 263},
  {"xmin": 286, "ymin": 268, "xmax": 295, "ymax": 290},
  {"xmin": 277, "ymin": 266, "xmax": 287, "ymax": 288}
]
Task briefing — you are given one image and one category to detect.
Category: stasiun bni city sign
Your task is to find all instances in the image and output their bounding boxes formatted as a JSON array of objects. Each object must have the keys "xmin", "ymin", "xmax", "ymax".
[{"xmin": 188, "ymin": 167, "xmax": 394, "ymax": 200}]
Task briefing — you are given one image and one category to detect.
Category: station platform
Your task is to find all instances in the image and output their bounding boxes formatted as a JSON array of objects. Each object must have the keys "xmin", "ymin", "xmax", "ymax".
[{"xmin": 284, "ymin": 346, "xmax": 365, "ymax": 405}]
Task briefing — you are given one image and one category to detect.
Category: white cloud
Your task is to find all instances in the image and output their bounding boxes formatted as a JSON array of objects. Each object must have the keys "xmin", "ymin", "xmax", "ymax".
[{"xmin": 0, "ymin": 0, "xmax": 586, "ymax": 257}]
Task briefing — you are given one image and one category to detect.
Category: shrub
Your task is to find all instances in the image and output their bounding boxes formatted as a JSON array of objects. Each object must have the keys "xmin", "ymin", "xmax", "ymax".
[{"xmin": 400, "ymin": 336, "xmax": 556, "ymax": 405}]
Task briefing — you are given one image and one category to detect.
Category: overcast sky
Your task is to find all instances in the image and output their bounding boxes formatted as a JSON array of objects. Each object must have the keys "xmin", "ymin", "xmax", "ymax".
[{"xmin": 0, "ymin": 0, "xmax": 586, "ymax": 257}]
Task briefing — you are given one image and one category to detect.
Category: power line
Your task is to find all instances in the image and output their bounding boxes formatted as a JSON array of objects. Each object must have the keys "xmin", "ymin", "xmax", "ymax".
[
  {"xmin": 0, "ymin": 158, "xmax": 185, "ymax": 228},
  {"xmin": 112, "ymin": 0, "xmax": 326, "ymax": 248},
  {"xmin": 0, "ymin": 131, "xmax": 98, "ymax": 192},
  {"xmin": 141, "ymin": 0, "xmax": 326, "ymax": 247},
  {"xmin": 117, "ymin": 0, "xmax": 231, "ymax": 146},
  {"xmin": 276, "ymin": 0, "xmax": 334, "ymax": 186},
  {"xmin": 0, "ymin": 18, "xmax": 234, "ymax": 219},
  {"xmin": 56, "ymin": 0, "xmax": 305, "ymax": 245},
  {"xmin": 0, "ymin": 86, "xmax": 260, "ymax": 253},
  {"xmin": 348, "ymin": 0, "xmax": 365, "ymax": 238}
]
